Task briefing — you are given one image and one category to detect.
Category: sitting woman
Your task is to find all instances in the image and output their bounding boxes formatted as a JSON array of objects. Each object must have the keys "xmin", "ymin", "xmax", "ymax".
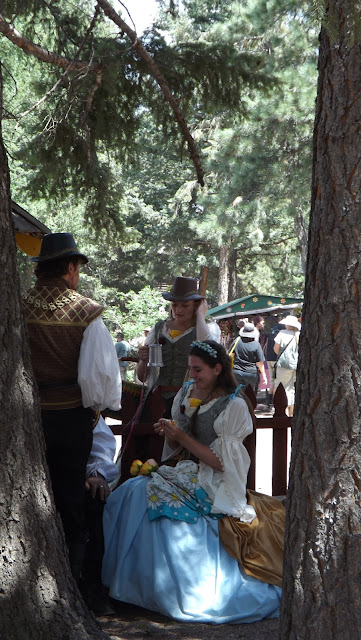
[
  {"xmin": 102, "ymin": 341, "xmax": 284, "ymax": 624},
  {"xmin": 136, "ymin": 276, "xmax": 220, "ymax": 417}
]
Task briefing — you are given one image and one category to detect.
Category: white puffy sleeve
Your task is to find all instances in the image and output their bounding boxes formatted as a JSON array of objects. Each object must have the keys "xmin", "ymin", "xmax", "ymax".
[
  {"xmin": 197, "ymin": 396, "xmax": 257, "ymax": 522},
  {"xmin": 86, "ymin": 415, "xmax": 118, "ymax": 483},
  {"xmin": 78, "ymin": 316, "xmax": 122, "ymax": 411},
  {"xmin": 196, "ymin": 319, "xmax": 221, "ymax": 342}
]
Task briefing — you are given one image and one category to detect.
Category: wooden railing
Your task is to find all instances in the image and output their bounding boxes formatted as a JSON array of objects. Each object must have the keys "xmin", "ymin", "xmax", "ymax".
[
  {"xmin": 243, "ymin": 384, "xmax": 291, "ymax": 497},
  {"xmin": 105, "ymin": 378, "xmax": 291, "ymax": 496}
]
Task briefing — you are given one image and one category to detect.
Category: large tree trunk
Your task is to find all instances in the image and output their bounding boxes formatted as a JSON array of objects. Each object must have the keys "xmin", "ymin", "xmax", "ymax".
[
  {"xmin": 0, "ymin": 64, "xmax": 108, "ymax": 640},
  {"xmin": 228, "ymin": 249, "xmax": 238, "ymax": 301},
  {"xmin": 280, "ymin": 8, "xmax": 361, "ymax": 639},
  {"xmin": 217, "ymin": 244, "xmax": 230, "ymax": 305}
]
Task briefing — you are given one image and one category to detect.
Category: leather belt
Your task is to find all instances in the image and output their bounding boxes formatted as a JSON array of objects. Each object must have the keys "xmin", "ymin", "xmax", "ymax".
[{"xmin": 37, "ymin": 379, "xmax": 79, "ymax": 390}]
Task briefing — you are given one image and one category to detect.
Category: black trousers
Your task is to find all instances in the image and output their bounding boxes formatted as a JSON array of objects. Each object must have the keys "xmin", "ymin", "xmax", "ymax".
[
  {"xmin": 82, "ymin": 492, "xmax": 105, "ymax": 587},
  {"xmin": 41, "ymin": 407, "xmax": 93, "ymax": 547}
]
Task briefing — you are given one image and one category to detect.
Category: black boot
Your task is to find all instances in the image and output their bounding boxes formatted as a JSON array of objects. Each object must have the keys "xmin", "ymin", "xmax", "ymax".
[
  {"xmin": 79, "ymin": 580, "xmax": 117, "ymax": 617},
  {"xmin": 266, "ymin": 392, "xmax": 274, "ymax": 408},
  {"xmin": 68, "ymin": 542, "xmax": 87, "ymax": 585}
]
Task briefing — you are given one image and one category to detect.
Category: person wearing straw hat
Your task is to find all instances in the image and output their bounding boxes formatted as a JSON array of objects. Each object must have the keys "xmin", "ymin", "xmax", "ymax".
[
  {"xmin": 136, "ymin": 276, "xmax": 220, "ymax": 417},
  {"xmin": 23, "ymin": 232, "xmax": 121, "ymax": 589},
  {"xmin": 232, "ymin": 322, "xmax": 268, "ymax": 392},
  {"xmin": 273, "ymin": 315, "xmax": 301, "ymax": 416}
]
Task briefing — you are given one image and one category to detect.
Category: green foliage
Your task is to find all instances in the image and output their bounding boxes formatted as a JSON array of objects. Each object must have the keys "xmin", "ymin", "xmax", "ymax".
[
  {"xmin": 5, "ymin": 0, "xmax": 320, "ymax": 308},
  {"xmin": 103, "ymin": 286, "xmax": 168, "ymax": 340}
]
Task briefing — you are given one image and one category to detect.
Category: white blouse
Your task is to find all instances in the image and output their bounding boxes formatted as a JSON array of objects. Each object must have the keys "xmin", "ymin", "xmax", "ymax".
[
  {"xmin": 172, "ymin": 385, "xmax": 257, "ymax": 523},
  {"xmin": 78, "ymin": 316, "xmax": 122, "ymax": 411}
]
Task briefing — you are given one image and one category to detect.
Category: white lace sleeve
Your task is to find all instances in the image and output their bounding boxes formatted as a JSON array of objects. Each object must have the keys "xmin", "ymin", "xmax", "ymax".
[
  {"xmin": 197, "ymin": 396, "xmax": 256, "ymax": 522},
  {"xmin": 78, "ymin": 316, "xmax": 122, "ymax": 411}
]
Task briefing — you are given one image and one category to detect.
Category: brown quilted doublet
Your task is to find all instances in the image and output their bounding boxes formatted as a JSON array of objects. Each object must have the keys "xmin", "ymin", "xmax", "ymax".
[
  {"xmin": 23, "ymin": 277, "xmax": 104, "ymax": 409},
  {"xmin": 23, "ymin": 282, "xmax": 103, "ymax": 327}
]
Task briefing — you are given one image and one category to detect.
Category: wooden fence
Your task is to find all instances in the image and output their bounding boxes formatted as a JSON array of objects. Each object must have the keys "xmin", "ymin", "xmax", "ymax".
[{"xmin": 243, "ymin": 384, "xmax": 291, "ymax": 497}]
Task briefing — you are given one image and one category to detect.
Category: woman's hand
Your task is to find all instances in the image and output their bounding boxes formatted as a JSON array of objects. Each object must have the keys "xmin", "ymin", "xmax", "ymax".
[
  {"xmin": 196, "ymin": 298, "xmax": 208, "ymax": 318},
  {"xmin": 154, "ymin": 420, "xmax": 165, "ymax": 436},
  {"xmin": 154, "ymin": 418, "xmax": 184, "ymax": 443}
]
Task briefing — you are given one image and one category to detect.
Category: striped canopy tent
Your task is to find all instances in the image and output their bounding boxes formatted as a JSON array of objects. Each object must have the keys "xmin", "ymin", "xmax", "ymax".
[
  {"xmin": 206, "ymin": 294, "xmax": 303, "ymax": 321},
  {"xmin": 12, "ymin": 201, "xmax": 51, "ymax": 256}
]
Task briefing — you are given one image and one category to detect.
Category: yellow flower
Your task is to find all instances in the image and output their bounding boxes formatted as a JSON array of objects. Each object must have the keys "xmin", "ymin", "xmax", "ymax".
[
  {"xmin": 139, "ymin": 458, "xmax": 159, "ymax": 475},
  {"xmin": 130, "ymin": 459, "xmax": 143, "ymax": 476}
]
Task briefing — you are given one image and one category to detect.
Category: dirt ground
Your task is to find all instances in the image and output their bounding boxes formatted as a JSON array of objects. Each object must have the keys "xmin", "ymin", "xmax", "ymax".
[{"xmin": 97, "ymin": 601, "xmax": 280, "ymax": 640}]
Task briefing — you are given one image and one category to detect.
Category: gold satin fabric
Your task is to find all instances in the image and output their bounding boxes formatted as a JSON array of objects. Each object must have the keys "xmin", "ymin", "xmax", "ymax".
[{"xmin": 218, "ymin": 490, "xmax": 285, "ymax": 587}]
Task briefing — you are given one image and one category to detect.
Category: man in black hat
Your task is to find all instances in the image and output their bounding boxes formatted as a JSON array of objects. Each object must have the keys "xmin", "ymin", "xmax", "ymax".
[{"xmin": 23, "ymin": 233, "xmax": 121, "ymax": 601}]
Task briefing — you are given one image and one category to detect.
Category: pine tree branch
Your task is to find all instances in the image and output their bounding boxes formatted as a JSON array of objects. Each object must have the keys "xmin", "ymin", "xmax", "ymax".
[
  {"xmin": 95, "ymin": 0, "xmax": 205, "ymax": 186},
  {"xmin": 0, "ymin": 6, "xmax": 204, "ymax": 185},
  {"xmin": 1, "ymin": 9, "xmax": 103, "ymax": 135},
  {"xmin": 0, "ymin": 13, "xmax": 102, "ymax": 74},
  {"xmin": 235, "ymin": 235, "xmax": 297, "ymax": 253}
]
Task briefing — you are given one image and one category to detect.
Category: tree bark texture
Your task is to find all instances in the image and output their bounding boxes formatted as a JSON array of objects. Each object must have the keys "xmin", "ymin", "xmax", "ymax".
[
  {"xmin": 228, "ymin": 249, "xmax": 238, "ymax": 301},
  {"xmin": 217, "ymin": 245, "xmax": 230, "ymax": 305},
  {"xmin": 280, "ymin": 7, "xmax": 361, "ymax": 639},
  {"xmin": 0, "ymin": 64, "xmax": 108, "ymax": 640}
]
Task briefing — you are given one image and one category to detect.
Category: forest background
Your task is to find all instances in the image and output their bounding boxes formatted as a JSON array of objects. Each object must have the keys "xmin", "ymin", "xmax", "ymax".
[{"xmin": 2, "ymin": 0, "xmax": 317, "ymax": 341}]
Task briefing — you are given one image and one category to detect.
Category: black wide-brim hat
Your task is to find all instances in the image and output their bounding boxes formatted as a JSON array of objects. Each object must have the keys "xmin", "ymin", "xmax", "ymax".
[
  {"xmin": 162, "ymin": 276, "xmax": 205, "ymax": 301},
  {"xmin": 30, "ymin": 233, "xmax": 88, "ymax": 264}
]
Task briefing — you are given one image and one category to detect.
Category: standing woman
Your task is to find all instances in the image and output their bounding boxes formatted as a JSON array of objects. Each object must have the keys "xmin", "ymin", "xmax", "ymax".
[
  {"xmin": 273, "ymin": 315, "xmax": 301, "ymax": 416},
  {"xmin": 136, "ymin": 276, "xmax": 219, "ymax": 416},
  {"xmin": 232, "ymin": 322, "xmax": 268, "ymax": 391},
  {"xmin": 102, "ymin": 341, "xmax": 284, "ymax": 624}
]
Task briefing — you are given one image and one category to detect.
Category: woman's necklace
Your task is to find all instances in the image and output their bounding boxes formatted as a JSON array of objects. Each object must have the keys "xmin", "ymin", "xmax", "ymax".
[
  {"xmin": 181, "ymin": 384, "xmax": 218, "ymax": 414},
  {"xmin": 199, "ymin": 384, "xmax": 217, "ymax": 406}
]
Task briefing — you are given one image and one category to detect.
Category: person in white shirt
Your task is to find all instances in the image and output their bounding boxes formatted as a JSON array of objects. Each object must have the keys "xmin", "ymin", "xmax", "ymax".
[{"xmin": 23, "ymin": 232, "xmax": 121, "ymax": 586}]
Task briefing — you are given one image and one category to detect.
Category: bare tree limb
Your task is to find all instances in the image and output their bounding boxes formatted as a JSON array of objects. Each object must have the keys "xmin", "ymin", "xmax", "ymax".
[{"xmin": 95, "ymin": 0, "xmax": 205, "ymax": 186}]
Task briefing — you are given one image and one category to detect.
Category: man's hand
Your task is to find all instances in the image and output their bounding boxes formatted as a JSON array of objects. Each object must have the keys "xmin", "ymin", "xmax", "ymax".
[{"xmin": 85, "ymin": 473, "xmax": 110, "ymax": 501}]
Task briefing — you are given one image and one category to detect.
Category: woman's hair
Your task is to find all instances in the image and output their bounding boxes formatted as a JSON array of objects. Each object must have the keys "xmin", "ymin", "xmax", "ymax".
[
  {"xmin": 34, "ymin": 256, "xmax": 81, "ymax": 278},
  {"xmin": 190, "ymin": 340, "xmax": 237, "ymax": 392},
  {"xmin": 188, "ymin": 340, "xmax": 255, "ymax": 427}
]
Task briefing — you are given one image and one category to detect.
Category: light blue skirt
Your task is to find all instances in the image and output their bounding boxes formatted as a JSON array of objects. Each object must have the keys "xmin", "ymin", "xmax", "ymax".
[{"xmin": 102, "ymin": 476, "xmax": 281, "ymax": 624}]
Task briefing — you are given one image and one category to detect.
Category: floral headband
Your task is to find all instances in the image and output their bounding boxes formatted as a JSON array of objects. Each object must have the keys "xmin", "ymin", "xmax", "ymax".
[{"xmin": 190, "ymin": 341, "xmax": 218, "ymax": 359}]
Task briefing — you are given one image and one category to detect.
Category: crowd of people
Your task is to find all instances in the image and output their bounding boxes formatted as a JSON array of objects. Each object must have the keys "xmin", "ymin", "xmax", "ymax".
[{"xmin": 23, "ymin": 231, "xmax": 301, "ymax": 623}]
